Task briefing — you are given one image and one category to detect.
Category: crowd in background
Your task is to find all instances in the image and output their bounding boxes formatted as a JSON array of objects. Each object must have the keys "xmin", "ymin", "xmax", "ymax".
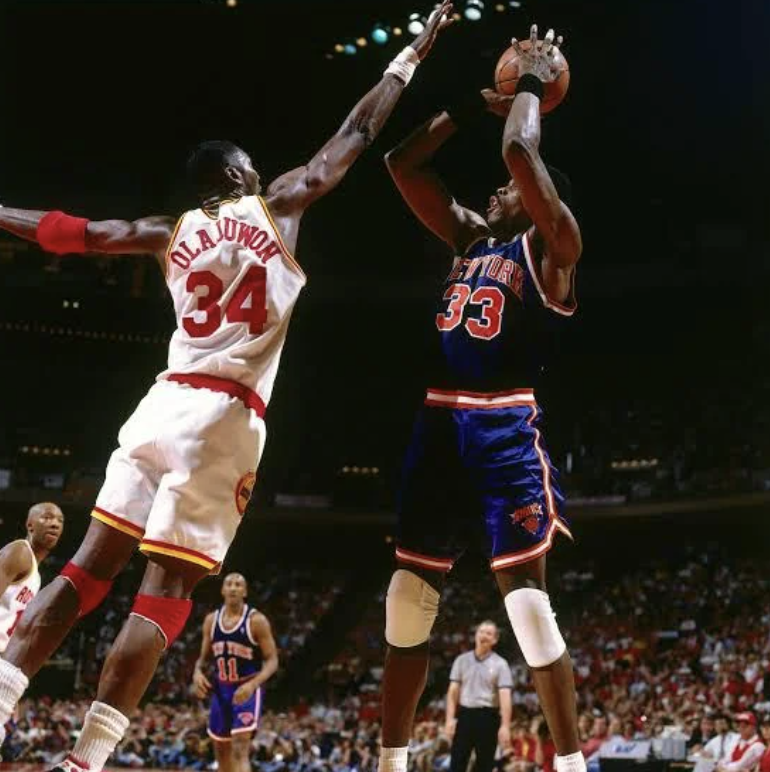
[{"xmin": 3, "ymin": 544, "xmax": 769, "ymax": 771}]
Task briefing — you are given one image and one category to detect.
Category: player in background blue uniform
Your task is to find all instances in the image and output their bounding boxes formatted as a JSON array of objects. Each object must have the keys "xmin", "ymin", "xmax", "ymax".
[
  {"xmin": 193, "ymin": 573, "xmax": 278, "ymax": 772},
  {"xmin": 377, "ymin": 26, "xmax": 585, "ymax": 772}
]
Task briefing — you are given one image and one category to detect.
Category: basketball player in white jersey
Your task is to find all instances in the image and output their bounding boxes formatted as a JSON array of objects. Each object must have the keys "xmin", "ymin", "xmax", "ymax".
[
  {"xmin": 0, "ymin": 6, "xmax": 452, "ymax": 770},
  {"xmin": 0, "ymin": 503, "xmax": 64, "ymax": 654}
]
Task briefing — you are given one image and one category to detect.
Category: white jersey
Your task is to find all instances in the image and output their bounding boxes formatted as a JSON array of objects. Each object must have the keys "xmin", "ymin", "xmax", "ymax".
[
  {"xmin": 0, "ymin": 540, "xmax": 40, "ymax": 653},
  {"xmin": 159, "ymin": 195, "xmax": 306, "ymax": 407}
]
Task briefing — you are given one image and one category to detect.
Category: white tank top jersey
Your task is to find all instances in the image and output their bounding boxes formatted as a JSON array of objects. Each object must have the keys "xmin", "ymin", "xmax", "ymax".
[
  {"xmin": 0, "ymin": 540, "xmax": 40, "ymax": 653},
  {"xmin": 159, "ymin": 196, "xmax": 306, "ymax": 407}
]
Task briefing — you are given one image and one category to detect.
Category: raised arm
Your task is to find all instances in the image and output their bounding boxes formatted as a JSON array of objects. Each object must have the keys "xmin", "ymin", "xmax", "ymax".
[
  {"xmin": 501, "ymin": 26, "xmax": 582, "ymax": 285},
  {"xmin": 266, "ymin": 2, "xmax": 454, "ymax": 222},
  {"xmin": 192, "ymin": 612, "xmax": 215, "ymax": 700},
  {"xmin": 0, "ymin": 207, "xmax": 176, "ymax": 267},
  {"xmin": 385, "ymin": 106, "xmax": 491, "ymax": 254}
]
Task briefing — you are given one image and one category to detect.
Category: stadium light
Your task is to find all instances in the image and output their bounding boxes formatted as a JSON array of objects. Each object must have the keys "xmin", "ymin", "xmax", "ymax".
[
  {"xmin": 356, "ymin": 37, "xmax": 367, "ymax": 47},
  {"xmin": 407, "ymin": 13, "xmax": 425, "ymax": 35},
  {"xmin": 464, "ymin": 0, "xmax": 484, "ymax": 21},
  {"xmin": 371, "ymin": 24, "xmax": 389, "ymax": 44},
  {"xmin": 509, "ymin": 0, "xmax": 522, "ymax": 6},
  {"xmin": 393, "ymin": 26, "xmax": 403, "ymax": 36},
  {"xmin": 334, "ymin": 43, "xmax": 344, "ymax": 53},
  {"xmin": 343, "ymin": 43, "xmax": 357, "ymax": 55},
  {"xmin": 495, "ymin": 3, "xmax": 505, "ymax": 10}
]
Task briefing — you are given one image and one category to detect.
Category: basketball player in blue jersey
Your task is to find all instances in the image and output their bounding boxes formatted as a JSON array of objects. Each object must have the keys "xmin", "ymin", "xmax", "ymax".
[
  {"xmin": 376, "ymin": 25, "xmax": 586, "ymax": 772},
  {"xmin": 193, "ymin": 573, "xmax": 278, "ymax": 772}
]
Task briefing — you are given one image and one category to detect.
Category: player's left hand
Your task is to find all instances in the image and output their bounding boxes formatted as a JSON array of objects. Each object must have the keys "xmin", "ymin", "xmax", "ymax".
[
  {"xmin": 481, "ymin": 88, "xmax": 514, "ymax": 118},
  {"xmin": 233, "ymin": 680, "xmax": 258, "ymax": 705},
  {"xmin": 511, "ymin": 24, "xmax": 565, "ymax": 83},
  {"xmin": 498, "ymin": 724, "xmax": 512, "ymax": 751}
]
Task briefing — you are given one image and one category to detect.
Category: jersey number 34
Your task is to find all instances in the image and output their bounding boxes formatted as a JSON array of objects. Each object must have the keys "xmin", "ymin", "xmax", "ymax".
[
  {"xmin": 436, "ymin": 284, "xmax": 504, "ymax": 340},
  {"xmin": 183, "ymin": 266, "xmax": 267, "ymax": 338}
]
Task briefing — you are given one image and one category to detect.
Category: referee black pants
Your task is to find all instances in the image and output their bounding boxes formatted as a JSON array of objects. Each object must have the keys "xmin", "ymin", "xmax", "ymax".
[{"xmin": 449, "ymin": 706, "xmax": 499, "ymax": 772}]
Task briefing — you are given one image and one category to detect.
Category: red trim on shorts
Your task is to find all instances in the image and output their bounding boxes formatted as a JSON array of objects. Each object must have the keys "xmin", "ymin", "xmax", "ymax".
[
  {"xmin": 91, "ymin": 507, "xmax": 144, "ymax": 538},
  {"xmin": 490, "ymin": 520, "xmax": 559, "ymax": 570},
  {"xmin": 424, "ymin": 388, "xmax": 536, "ymax": 410},
  {"xmin": 395, "ymin": 546, "xmax": 454, "ymax": 572},
  {"xmin": 139, "ymin": 538, "xmax": 219, "ymax": 569},
  {"xmin": 167, "ymin": 373, "xmax": 266, "ymax": 417}
]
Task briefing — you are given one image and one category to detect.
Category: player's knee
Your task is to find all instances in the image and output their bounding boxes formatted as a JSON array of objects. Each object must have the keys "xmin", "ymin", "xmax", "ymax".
[
  {"xmin": 503, "ymin": 587, "xmax": 566, "ymax": 668},
  {"xmin": 385, "ymin": 569, "xmax": 440, "ymax": 648},
  {"xmin": 130, "ymin": 594, "xmax": 192, "ymax": 649},
  {"xmin": 60, "ymin": 562, "xmax": 113, "ymax": 617}
]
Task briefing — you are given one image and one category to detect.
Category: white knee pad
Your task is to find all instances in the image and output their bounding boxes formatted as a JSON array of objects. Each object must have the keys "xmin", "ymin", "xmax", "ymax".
[
  {"xmin": 504, "ymin": 587, "xmax": 566, "ymax": 668},
  {"xmin": 385, "ymin": 569, "xmax": 440, "ymax": 648}
]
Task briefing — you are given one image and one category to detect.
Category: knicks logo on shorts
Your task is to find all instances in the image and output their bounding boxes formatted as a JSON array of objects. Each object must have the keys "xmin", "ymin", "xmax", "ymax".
[
  {"xmin": 239, "ymin": 712, "xmax": 255, "ymax": 725},
  {"xmin": 510, "ymin": 502, "xmax": 543, "ymax": 534},
  {"xmin": 235, "ymin": 472, "xmax": 257, "ymax": 516}
]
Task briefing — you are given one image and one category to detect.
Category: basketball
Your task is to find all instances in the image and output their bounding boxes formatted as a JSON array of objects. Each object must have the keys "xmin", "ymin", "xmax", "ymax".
[{"xmin": 494, "ymin": 40, "xmax": 570, "ymax": 114}]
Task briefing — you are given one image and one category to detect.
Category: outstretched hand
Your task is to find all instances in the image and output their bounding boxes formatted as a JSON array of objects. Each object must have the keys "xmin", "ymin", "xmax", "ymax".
[
  {"xmin": 411, "ymin": 1, "xmax": 455, "ymax": 60},
  {"xmin": 511, "ymin": 24, "xmax": 565, "ymax": 83},
  {"xmin": 481, "ymin": 88, "xmax": 515, "ymax": 118}
]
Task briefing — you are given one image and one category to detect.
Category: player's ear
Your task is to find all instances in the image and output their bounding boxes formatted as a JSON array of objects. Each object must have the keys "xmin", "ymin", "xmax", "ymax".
[{"xmin": 225, "ymin": 165, "xmax": 241, "ymax": 185}]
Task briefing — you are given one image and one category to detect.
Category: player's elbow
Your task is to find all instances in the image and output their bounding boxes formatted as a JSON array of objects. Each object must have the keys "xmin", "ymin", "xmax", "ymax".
[{"xmin": 502, "ymin": 131, "xmax": 538, "ymax": 168}]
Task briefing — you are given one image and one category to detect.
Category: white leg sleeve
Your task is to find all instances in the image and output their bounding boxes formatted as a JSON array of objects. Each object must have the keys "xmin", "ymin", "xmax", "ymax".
[
  {"xmin": 385, "ymin": 569, "xmax": 440, "ymax": 648},
  {"xmin": 504, "ymin": 587, "xmax": 566, "ymax": 668}
]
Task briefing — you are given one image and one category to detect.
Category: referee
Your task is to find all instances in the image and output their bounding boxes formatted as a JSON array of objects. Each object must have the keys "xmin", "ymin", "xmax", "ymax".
[{"xmin": 444, "ymin": 620, "xmax": 513, "ymax": 772}]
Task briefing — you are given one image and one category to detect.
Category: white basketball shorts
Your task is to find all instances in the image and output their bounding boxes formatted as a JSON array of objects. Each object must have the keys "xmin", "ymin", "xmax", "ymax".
[{"xmin": 92, "ymin": 375, "xmax": 266, "ymax": 574}]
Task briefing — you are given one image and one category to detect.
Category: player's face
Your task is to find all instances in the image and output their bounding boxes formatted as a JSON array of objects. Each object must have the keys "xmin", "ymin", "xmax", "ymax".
[
  {"xmin": 221, "ymin": 574, "xmax": 247, "ymax": 602},
  {"xmin": 29, "ymin": 505, "xmax": 64, "ymax": 549},
  {"xmin": 487, "ymin": 179, "xmax": 526, "ymax": 231},
  {"xmin": 238, "ymin": 154, "xmax": 261, "ymax": 196}
]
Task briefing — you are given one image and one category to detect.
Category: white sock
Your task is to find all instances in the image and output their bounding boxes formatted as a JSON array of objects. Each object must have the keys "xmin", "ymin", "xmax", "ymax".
[
  {"xmin": 556, "ymin": 751, "xmax": 587, "ymax": 772},
  {"xmin": 70, "ymin": 701, "xmax": 130, "ymax": 771},
  {"xmin": 379, "ymin": 745, "xmax": 408, "ymax": 772},
  {"xmin": 0, "ymin": 660, "xmax": 28, "ymax": 726}
]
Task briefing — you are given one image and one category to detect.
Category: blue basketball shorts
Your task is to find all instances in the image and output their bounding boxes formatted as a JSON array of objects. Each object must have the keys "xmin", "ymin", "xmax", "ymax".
[
  {"xmin": 396, "ymin": 388, "xmax": 572, "ymax": 573},
  {"xmin": 207, "ymin": 680, "xmax": 262, "ymax": 741}
]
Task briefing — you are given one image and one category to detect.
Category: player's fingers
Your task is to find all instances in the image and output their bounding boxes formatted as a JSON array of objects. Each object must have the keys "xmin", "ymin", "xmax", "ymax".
[
  {"xmin": 542, "ymin": 28, "xmax": 555, "ymax": 55},
  {"xmin": 529, "ymin": 23, "xmax": 538, "ymax": 49},
  {"xmin": 511, "ymin": 37, "xmax": 525, "ymax": 56}
]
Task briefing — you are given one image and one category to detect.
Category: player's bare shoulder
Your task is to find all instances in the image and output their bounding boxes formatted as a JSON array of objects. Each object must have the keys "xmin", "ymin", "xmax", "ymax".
[{"xmin": 0, "ymin": 540, "xmax": 34, "ymax": 583}]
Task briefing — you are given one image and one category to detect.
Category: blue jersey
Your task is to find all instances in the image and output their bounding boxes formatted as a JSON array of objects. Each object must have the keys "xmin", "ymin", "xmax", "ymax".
[
  {"xmin": 429, "ymin": 232, "xmax": 575, "ymax": 392},
  {"xmin": 211, "ymin": 605, "xmax": 261, "ymax": 684}
]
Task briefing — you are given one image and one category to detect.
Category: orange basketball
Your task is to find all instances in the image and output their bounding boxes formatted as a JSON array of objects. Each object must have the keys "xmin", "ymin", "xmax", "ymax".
[{"xmin": 494, "ymin": 40, "xmax": 570, "ymax": 114}]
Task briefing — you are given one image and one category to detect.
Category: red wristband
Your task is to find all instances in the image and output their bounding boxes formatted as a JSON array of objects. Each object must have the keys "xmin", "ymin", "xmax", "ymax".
[{"xmin": 37, "ymin": 211, "xmax": 89, "ymax": 255}]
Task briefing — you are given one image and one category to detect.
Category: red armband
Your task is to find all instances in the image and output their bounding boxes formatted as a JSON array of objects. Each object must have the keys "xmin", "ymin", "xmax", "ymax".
[{"xmin": 36, "ymin": 211, "xmax": 89, "ymax": 255}]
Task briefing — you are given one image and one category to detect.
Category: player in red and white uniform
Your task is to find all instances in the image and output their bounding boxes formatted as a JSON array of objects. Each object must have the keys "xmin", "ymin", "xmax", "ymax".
[
  {"xmin": 0, "ymin": 503, "xmax": 64, "ymax": 654},
  {"xmin": 0, "ymin": 7, "xmax": 452, "ymax": 771}
]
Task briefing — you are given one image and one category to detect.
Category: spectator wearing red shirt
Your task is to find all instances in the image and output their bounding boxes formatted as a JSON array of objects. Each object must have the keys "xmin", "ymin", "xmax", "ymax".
[{"xmin": 582, "ymin": 715, "xmax": 610, "ymax": 759}]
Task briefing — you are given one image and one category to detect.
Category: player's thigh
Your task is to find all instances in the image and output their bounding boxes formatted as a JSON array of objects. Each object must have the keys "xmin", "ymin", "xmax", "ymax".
[
  {"xmin": 139, "ymin": 555, "xmax": 210, "ymax": 598},
  {"xmin": 472, "ymin": 407, "xmax": 571, "ymax": 572},
  {"xmin": 397, "ymin": 407, "xmax": 473, "ymax": 571},
  {"xmin": 92, "ymin": 384, "xmax": 169, "ymax": 541},
  {"xmin": 231, "ymin": 733, "xmax": 252, "ymax": 760},
  {"xmin": 214, "ymin": 737, "xmax": 234, "ymax": 766},
  {"xmin": 494, "ymin": 554, "xmax": 546, "ymax": 596},
  {"xmin": 69, "ymin": 519, "xmax": 138, "ymax": 580},
  {"xmin": 143, "ymin": 391, "xmax": 265, "ymax": 574}
]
